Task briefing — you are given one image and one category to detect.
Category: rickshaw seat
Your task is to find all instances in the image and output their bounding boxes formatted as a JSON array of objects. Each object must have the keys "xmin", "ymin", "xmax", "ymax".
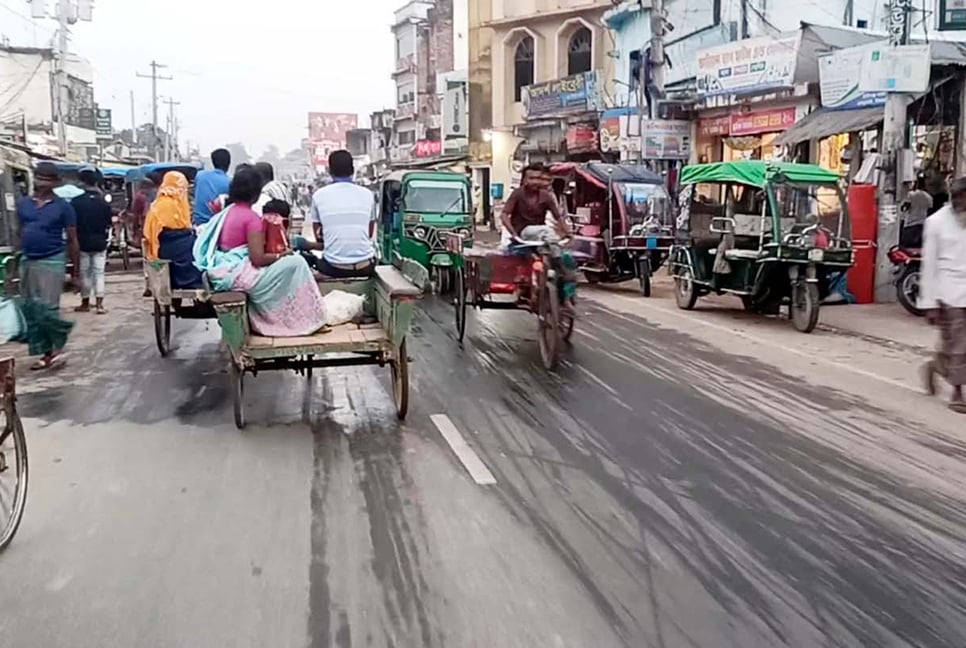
[{"xmin": 723, "ymin": 248, "xmax": 763, "ymax": 261}]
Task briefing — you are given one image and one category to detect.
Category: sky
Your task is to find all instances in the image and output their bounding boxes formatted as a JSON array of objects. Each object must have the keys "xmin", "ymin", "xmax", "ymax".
[{"xmin": 0, "ymin": 0, "xmax": 402, "ymax": 156}]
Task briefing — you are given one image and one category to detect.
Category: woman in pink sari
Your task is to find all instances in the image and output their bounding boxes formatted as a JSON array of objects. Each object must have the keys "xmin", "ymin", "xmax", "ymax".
[{"xmin": 194, "ymin": 167, "xmax": 326, "ymax": 336}]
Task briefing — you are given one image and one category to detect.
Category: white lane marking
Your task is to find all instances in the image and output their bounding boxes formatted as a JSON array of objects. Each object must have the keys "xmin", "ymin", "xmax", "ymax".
[
  {"xmin": 430, "ymin": 414, "xmax": 497, "ymax": 485},
  {"xmin": 592, "ymin": 292, "xmax": 919, "ymax": 394}
]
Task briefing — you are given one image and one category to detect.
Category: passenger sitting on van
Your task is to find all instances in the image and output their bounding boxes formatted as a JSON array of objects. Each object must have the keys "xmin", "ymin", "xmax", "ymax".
[{"xmin": 143, "ymin": 171, "xmax": 204, "ymax": 289}]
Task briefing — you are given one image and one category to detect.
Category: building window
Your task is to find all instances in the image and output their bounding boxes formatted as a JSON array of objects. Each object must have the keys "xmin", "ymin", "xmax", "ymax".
[
  {"xmin": 514, "ymin": 37, "xmax": 534, "ymax": 102},
  {"xmin": 398, "ymin": 130, "xmax": 415, "ymax": 145},
  {"xmin": 629, "ymin": 50, "xmax": 642, "ymax": 92},
  {"xmin": 567, "ymin": 27, "xmax": 592, "ymax": 75}
]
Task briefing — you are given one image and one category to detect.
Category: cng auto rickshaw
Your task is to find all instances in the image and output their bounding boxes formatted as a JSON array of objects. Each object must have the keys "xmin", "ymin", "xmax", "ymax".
[
  {"xmin": 0, "ymin": 145, "xmax": 29, "ymax": 292},
  {"xmin": 550, "ymin": 162, "xmax": 673, "ymax": 296},
  {"xmin": 377, "ymin": 170, "xmax": 473, "ymax": 293},
  {"xmin": 671, "ymin": 161, "xmax": 854, "ymax": 333}
]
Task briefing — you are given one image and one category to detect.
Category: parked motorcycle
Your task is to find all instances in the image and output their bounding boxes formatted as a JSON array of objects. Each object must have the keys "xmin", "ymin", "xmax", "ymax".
[{"xmin": 887, "ymin": 245, "xmax": 923, "ymax": 316}]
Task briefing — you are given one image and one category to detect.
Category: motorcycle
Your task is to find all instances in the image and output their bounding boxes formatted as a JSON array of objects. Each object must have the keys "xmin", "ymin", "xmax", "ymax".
[{"xmin": 887, "ymin": 245, "xmax": 923, "ymax": 316}]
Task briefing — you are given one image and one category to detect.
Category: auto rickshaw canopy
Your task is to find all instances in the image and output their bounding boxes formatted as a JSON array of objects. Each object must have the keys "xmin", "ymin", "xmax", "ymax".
[{"xmin": 680, "ymin": 161, "xmax": 839, "ymax": 188}]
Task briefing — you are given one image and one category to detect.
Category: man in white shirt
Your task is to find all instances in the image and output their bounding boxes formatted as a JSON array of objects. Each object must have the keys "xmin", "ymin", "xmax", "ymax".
[
  {"xmin": 920, "ymin": 176, "xmax": 966, "ymax": 413},
  {"xmin": 300, "ymin": 150, "xmax": 377, "ymax": 278}
]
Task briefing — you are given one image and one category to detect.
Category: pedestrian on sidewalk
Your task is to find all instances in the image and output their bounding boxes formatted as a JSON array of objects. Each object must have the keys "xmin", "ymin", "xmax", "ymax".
[
  {"xmin": 15, "ymin": 162, "xmax": 77, "ymax": 370},
  {"xmin": 920, "ymin": 176, "xmax": 966, "ymax": 413},
  {"xmin": 72, "ymin": 167, "xmax": 113, "ymax": 314}
]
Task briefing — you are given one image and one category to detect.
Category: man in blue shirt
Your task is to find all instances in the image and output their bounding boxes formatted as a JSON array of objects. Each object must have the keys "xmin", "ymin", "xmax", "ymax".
[
  {"xmin": 16, "ymin": 162, "xmax": 79, "ymax": 369},
  {"xmin": 192, "ymin": 148, "xmax": 231, "ymax": 226}
]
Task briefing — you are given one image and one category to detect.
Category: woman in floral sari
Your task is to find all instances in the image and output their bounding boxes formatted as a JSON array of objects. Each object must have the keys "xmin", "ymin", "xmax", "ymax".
[{"xmin": 194, "ymin": 167, "xmax": 326, "ymax": 336}]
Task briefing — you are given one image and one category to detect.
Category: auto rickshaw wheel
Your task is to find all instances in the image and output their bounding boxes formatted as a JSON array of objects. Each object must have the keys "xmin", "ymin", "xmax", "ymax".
[
  {"xmin": 153, "ymin": 300, "xmax": 171, "ymax": 357},
  {"xmin": 538, "ymin": 280, "xmax": 562, "ymax": 371},
  {"xmin": 790, "ymin": 282, "xmax": 820, "ymax": 333},
  {"xmin": 231, "ymin": 362, "xmax": 246, "ymax": 430},
  {"xmin": 454, "ymin": 268, "xmax": 467, "ymax": 343},
  {"xmin": 434, "ymin": 267, "xmax": 451, "ymax": 295},
  {"xmin": 674, "ymin": 266, "xmax": 698, "ymax": 310},
  {"xmin": 391, "ymin": 338, "xmax": 410, "ymax": 420},
  {"xmin": 638, "ymin": 258, "xmax": 652, "ymax": 297}
]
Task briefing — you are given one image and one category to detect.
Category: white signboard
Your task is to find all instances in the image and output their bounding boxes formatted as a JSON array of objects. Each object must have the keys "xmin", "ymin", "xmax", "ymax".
[
  {"xmin": 641, "ymin": 120, "xmax": 691, "ymax": 160},
  {"xmin": 859, "ymin": 44, "xmax": 931, "ymax": 94},
  {"xmin": 819, "ymin": 43, "xmax": 887, "ymax": 110},
  {"xmin": 696, "ymin": 33, "xmax": 800, "ymax": 97},
  {"xmin": 442, "ymin": 77, "xmax": 468, "ymax": 154}
]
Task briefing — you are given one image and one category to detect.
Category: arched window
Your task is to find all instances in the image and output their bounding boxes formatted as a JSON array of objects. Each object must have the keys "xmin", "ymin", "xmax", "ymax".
[
  {"xmin": 567, "ymin": 27, "xmax": 592, "ymax": 75},
  {"xmin": 514, "ymin": 37, "xmax": 534, "ymax": 102}
]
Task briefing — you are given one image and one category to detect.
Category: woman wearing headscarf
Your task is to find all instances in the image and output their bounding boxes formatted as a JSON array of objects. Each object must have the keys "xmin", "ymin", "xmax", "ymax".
[{"xmin": 143, "ymin": 171, "xmax": 204, "ymax": 289}]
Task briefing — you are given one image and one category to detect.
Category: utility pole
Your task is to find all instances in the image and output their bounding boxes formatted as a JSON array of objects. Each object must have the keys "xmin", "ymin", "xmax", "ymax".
[
  {"xmin": 136, "ymin": 61, "xmax": 172, "ymax": 161},
  {"xmin": 874, "ymin": 0, "xmax": 912, "ymax": 302},
  {"xmin": 163, "ymin": 97, "xmax": 180, "ymax": 162},
  {"xmin": 129, "ymin": 90, "xmax": 137, "ymax": 145},
  {"xmin": 54, "ymin": 0, "xmax": 70, "ymax": 155}
]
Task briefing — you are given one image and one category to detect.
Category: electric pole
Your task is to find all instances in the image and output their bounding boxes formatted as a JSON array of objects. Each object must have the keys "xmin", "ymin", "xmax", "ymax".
[
  {"xmin": 130, "ymin": 90, "xmax": 137, "ymax": 146},
  {"xmin": 136, "ymin": 61, "xmax": 172, "ymax": 161},
  {"xmin": 54, "ymin": 3, "xmax": 68, "ymax": 155},
  {"xmin": 163, "ymin": 97, "xmax": 179, "ymax": 161},
  {"xmin": 874, "ymin": 0, "xmax": 912, "ymax": 302}
]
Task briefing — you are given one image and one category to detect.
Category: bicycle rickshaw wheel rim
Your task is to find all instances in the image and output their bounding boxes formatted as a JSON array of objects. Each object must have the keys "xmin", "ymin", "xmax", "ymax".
[
  {"xmin": 538, "ymin": 281, "xmax": 561, "ymax": 370},
  {"xmin": 154, "ymin": 300, "xmax": 171, "ymax": 357},
  {"xmin": 0, "ymin": 410, "xmax": 28, "ymax": 551},
  {"xmin": 391, "ymin": 338, "xmax": 409, "ymax": 419}
]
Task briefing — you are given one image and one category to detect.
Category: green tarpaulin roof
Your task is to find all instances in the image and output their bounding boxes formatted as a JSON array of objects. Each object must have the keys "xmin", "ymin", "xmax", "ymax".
[{"xmin": 680, "ymin": 161, "xmax": 839, "ymax": 188}]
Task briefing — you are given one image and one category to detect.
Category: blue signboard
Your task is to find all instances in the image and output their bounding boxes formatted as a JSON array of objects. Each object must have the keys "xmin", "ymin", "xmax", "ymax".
[{"xmin": 523, "ymin": 71, "xmax": 600, "ymax": 120}]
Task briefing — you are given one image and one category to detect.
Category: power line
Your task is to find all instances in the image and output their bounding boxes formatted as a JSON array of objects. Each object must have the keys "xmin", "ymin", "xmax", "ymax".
[{"xmin": 136, "ymin": 60, "xmax": 172, "ymax": 160}]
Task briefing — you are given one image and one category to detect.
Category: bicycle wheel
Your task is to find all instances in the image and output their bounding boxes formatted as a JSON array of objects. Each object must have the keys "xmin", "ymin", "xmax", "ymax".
[
  {"xmin": 454, "ymin": 267, "xmax": 467, "ymax": 343},
  {"xmin": 0, "ymin": 407, "xmax": 28, "ymax": 552}
]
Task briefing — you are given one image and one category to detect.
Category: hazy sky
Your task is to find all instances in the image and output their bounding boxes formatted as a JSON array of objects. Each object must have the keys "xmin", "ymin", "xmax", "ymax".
[{"xmin": 2, "ymin": 0, "xmax": 401, "ymax": 156}]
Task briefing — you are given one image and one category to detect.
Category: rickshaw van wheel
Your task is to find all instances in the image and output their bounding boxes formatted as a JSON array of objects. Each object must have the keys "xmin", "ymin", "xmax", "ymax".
[
  {"xmin": 638, "ymin": 259, "xmax": 652, "ymax": 297},
  {"xmin": 231, "ymin": 363, "xmax": 246, "ymax": 430},
  {"xmin": 674, "ymin": 267, "xmax": 698, "ymax": 311},
  {"xmin": 391, "ymin": 339, "xmax": 410, "ymax": 420},
  {"xmin": 538, "ymin": 282, "xmax": 562, "ymax": 370},
  {"xmin": 790, "ymin": 283, "xmax": 820, "ymax": 333}
]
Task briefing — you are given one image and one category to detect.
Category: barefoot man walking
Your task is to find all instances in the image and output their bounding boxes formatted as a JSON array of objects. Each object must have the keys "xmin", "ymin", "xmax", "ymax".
[{"xmin": 921, "ymin": 176, "xmax": 966, "ymax": 413}]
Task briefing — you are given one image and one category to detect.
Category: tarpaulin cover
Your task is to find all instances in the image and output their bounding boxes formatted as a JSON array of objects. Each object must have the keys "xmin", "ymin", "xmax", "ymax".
[{"xmin": 680, "ymin": 161, "xmax": 839, "ymax": 188}]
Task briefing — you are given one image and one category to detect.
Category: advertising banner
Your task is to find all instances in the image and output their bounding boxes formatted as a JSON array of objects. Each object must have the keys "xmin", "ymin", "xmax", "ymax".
[
  {"xmin": 65, "ymin": 76, "xmax": 95, "ymax": 129},
  {"xmin": 819, "ymin": 44, "xmax": 887, "ymax": 110},
  {"xmin": 95, "ymin": 108, "xmax": 112, "ymax": 138},
  {"xmin": 859, "ymin": 44, "xmax": 931, "ymax": 94},
  {"xmin": 308, "ymin": 112, "xmax": 357, "ymax": 168},
  {"xmin": 696, "ymin": 33, "xmax": 800, "ymax": 97},
  {"xmin": 415, "ymin": 140, "xmax": 443, "ymax": 158},
  {"xmin": 729, "ymin": 107, "xmax": 797, "ymax": 136},
  {"xmin": 442, "ymin": 75, "xmax": 468, "ymax": 155},
  {"xmin": 697, "ymin": 116, "xmax": 731, "ymax": 138},
  {"xmin": 566, "ymin": 124, "xmax": 598, "ymax": 154},
  {"xmin": 641, "ymin": 120, "xmax": 691, "ymax": 159},
  {"xmin": 523, "ymin": 71, "xmax": 600, "ymax": 120}
]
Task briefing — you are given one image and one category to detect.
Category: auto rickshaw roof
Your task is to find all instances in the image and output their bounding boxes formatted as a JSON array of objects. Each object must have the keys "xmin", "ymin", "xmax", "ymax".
[
  {"xmin": 383, "ymin": 170, "xmax": 468, "ymax": 184},
  {"xmin": 125, "ymin": 162, "xmax": 202, "ymax": 183},
  {"xmin": 100, "ymin": 167, "xmax": 133, "ymax": 178},
  {"xmin": 680, "ymin": 161, "xmax": 839, "ymax": 188},
  {"xmin": 550, "ymin": 162, "xmax": 663, "ymax": 187}
]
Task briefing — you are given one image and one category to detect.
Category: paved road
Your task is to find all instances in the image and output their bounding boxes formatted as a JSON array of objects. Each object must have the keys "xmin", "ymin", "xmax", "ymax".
[{"xmin": 2, "ymin": 276, "xmax": 966, "ymax": 647}]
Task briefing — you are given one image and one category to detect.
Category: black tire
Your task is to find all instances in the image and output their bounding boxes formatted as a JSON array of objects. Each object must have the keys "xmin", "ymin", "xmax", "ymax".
[
  {"xmin": 0, "ymin": 409, "xmax": 27, "ymax": 552},
  {"xmin": 674, "ymin": 266, "xmax": 698, "ymax": 310},
  {"xmin": 584, "ymin": 271, "xmax": 605, "ymax": 285},
  {"xmin": 232, "ymin": 363, "xmax": 245, "ymax": 430},
  {"xmin": 391, "ymin": 338, "xmax": 410, "ymax": 420},
  {"xmin": 790, "ymin": 282, "xmax": 820, "ymax": 333},
  {"xmin": 121, "ymin": 243, "xmax": 130, "ymax": 271},
  {"xmin": 538, "ymin": 280, "xmax": 562, "ymax": 370},
  {"xmin": 454, "ymin": 268, "xmax": 467, "ymax": 343},
  {"xmin": 638, "ymin": 258, "xmax": 652, "ymax": 297},
  {"xmin": 896, "ymin": 266, "xmax": 924, "ymax": 317},
  {"xmin": 153, "ymin": 300, "xmax": 171, "ymax": 357},
  {"xmin": 434, "ymin": 268, "xmax": 451, "ymax": 295},
  {"xmin": 740, "ymin": 295, "xmax": 756, "ymax": 312}
]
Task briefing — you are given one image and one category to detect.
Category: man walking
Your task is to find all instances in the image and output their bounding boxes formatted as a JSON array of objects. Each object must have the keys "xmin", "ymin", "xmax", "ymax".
[
  {"xmin": 921, "ymin": 176, "xmax": 966, "ymax": 413},
  {"xmin": 193, "ymin": 148, "xmax": 231, "ymax": 226},
  {"xmin": 15, "ymin": 162, "xmax": 78, "ymax": 369},
  {"xmin": 297, "ymin": 150, "xmax": 377, "ymax": 278},
  {"xmin": 72, "ymin": 167, "xmax": 113, "ymax": 314}
]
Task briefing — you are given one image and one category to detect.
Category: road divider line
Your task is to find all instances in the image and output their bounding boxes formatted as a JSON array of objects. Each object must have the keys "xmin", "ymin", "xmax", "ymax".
[{"xmin": 430, "ymin": 414, "xmax": 497, "ymax": 485}]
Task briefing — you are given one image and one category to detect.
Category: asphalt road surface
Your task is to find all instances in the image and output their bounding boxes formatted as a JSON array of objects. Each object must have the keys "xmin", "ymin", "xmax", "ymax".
[{"xmin": 2, "ymin": 277, "xmax": 965, "ymax": 648}]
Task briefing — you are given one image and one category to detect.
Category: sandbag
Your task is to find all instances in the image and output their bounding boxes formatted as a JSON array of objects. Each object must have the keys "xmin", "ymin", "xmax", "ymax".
[{"xmin": 322, "ymin": 290, "xmax": 366, "ymax": 327}]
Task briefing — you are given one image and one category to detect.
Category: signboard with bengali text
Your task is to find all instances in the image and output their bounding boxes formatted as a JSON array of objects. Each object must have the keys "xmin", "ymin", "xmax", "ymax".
[
  {"xmin": 696, "ymin": 33, "xmax": 800, "ymax": 97},
  {"xmin": 729, "ymin": 107, "xmax": 797, "ymax": 137},
  {"xmin": 523, "ymin": 71, "xmax": 600, "ymax": 120}
]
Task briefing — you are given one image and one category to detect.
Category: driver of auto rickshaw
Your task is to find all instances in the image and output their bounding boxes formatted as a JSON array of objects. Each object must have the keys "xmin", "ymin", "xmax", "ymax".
[{"xmin": 499, "ymin": 163, "xmax": 578, "ymax": 305}]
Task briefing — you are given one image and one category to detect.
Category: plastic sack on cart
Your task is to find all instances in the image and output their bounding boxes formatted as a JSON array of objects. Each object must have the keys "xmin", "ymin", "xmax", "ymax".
[{"xmin": 323, "ymin": 290, "xmax": 366, "ymax": 327}]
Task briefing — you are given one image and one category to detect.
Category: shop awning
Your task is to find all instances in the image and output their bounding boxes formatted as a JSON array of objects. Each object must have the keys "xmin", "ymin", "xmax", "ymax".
[{"xmin": 773, "ymin": 107, "xmax": 883, "ymax": 146}]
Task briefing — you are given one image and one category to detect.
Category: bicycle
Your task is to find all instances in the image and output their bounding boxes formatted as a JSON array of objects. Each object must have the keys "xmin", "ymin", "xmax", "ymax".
[{"xmin": 0, "ymin": 357, "xmax": 26, "ymax": 552}]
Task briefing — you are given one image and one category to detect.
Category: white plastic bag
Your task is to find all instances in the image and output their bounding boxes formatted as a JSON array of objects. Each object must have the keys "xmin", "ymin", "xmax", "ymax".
[{"xmin": 322, "ymin": 290, "xmax": 366, "ymax": 327}]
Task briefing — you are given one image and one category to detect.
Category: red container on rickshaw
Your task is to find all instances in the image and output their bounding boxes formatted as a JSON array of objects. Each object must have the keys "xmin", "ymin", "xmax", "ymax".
[{"xmin": 548, "ymin": 162, "xmax": 673, "ymax": 296}]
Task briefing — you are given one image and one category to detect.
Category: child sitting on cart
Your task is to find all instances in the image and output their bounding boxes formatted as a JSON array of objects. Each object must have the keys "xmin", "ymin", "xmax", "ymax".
[{"xmin": 500, "ymin": 163, "xmax": 578, "ymax": 301}]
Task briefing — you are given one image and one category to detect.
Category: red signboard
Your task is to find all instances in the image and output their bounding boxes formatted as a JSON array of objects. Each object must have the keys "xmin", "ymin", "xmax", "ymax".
[
  {"xmin": 566, "ymin": 124, "xmax": 598, "ymax": 154},
  {"xmin": 729, "ymin": 108, "xmax": 797, "ymax": 137},
  {"xmin": 697, "ymin": 116, "xmax": 731, "ymax": 138},
  {"xmin": 414, "ymin": 140, "xmax": 443, "ymax": 158},
  {"xmin": 308, "ymin": 112, "xmax": 358, "ymax": 168}
]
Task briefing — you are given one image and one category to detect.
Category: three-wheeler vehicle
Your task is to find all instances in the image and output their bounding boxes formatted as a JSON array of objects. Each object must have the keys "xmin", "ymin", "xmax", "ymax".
[
  {"xmin": 0, "ymin": 145, "xmax": 30, "ymax": 292},
  {"xmin": 376, "ymin": 170, "xmax": 473, "ymax": 294},
  {"xmin": 671, "ymin": 160, "xmax": 854, "ymax": 333},
  {"xmin": 550, "ymin": 162, "xmax": 673, "ymax": 296},
  {"xmin": 212, "ymin": 265, "xmax": 425, "ymax": 428},
  {"xmin": 448, "ymin": 233, "xmax": 575, "ymax": 371}
]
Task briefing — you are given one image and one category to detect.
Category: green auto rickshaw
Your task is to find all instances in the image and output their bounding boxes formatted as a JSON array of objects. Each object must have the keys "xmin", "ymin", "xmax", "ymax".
[
  {"xmin": 671, "ymin": 160, "xmax": 854, "ymax": 333},
  {"xmin": 376, "ymin": 170, "xmax": 473, "ymax": 293}
]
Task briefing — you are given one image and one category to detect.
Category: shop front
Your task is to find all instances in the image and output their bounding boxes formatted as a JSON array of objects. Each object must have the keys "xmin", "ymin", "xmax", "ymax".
[
  {"xmin": 516, "ymin": 71, "xmax": 602, "ymax": 164},
  {"xmin": 695, "ymin": 105, "xmax": 808, "ymax": 163}
]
